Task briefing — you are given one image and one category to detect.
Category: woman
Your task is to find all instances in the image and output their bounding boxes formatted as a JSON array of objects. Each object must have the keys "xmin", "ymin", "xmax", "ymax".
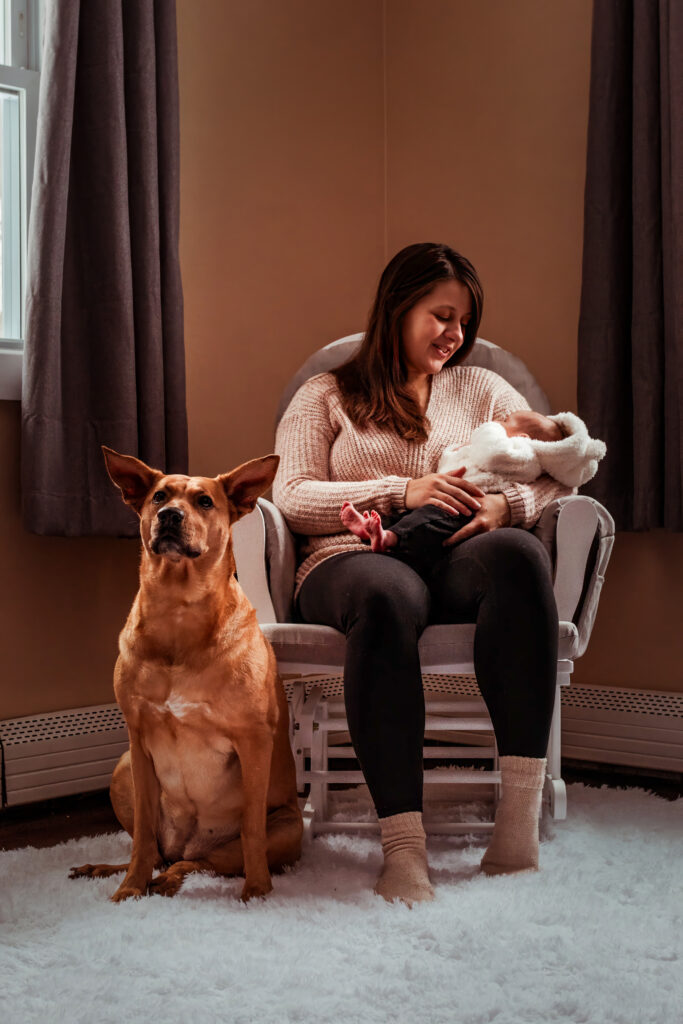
[{"xmin": 273, "ymin": 243, "xmax": 572, "ymax": 905}]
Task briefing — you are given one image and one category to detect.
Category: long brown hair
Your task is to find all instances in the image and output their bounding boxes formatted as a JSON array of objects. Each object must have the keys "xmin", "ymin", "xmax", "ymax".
[{"xmin": 332, "ymin": 242, "xmax": 484, "ymax": 442}]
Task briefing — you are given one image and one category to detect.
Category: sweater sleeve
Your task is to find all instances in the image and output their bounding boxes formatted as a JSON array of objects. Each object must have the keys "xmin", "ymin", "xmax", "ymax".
[
  {"xmin": 489, "ymin": 376, "xmax": 575, "ymax": 528},
  {"xmin": 499, "ymin": 474, "xmax": 575, "ymax": 529},
  {"xmin": 273, "ymin": 378, "xmax": 410, "ymax": 535}
]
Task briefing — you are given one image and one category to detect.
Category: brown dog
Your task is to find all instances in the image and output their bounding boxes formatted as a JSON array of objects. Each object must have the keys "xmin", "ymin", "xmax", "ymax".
[{"xmin": 70, "ymin": 448, "xmax": 302, "ymax": 902}]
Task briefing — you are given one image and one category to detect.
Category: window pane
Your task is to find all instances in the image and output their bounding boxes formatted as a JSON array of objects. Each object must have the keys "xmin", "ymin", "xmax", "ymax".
[{"xmin": 0, "ymin": 87, "xmax": 22, "ymax": 340}]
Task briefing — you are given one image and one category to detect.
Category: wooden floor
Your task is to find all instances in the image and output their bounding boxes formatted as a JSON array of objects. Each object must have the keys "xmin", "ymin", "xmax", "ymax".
[{"xmin": 1, "ymin": 790, "xmax": 121, "ymax": 851}]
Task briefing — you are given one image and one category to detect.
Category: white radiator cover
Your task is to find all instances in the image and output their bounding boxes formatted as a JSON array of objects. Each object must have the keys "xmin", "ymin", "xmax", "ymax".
[
  {"xmin": 0, "ymin": 682, "xmax": 681, "ymax": 808},
  {"xmin": 560, "ymin": 682, "xmax": 683, "ymax": 774},
  {"xmin": 0, "ymin": 704, "xmax": 128, "ymax": 807}
]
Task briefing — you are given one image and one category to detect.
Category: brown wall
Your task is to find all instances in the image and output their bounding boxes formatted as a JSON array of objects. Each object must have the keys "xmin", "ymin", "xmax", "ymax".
[
  {"xmin": 0, "ymin": 0, "xmax": 680, "ymax": 721},
  {"xmin": 179, "ymin": 0, "xmax": 386, "ymax": 475},
  {"xmin": 383, "ymin": 0, "xmax": 683, "ymax": 691}
]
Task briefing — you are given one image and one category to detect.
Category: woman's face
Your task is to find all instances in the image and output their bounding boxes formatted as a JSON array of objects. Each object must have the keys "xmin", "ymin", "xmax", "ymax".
[{"xmin": 400, "ymin": 279, "xmax": 473, "ymax": 383}]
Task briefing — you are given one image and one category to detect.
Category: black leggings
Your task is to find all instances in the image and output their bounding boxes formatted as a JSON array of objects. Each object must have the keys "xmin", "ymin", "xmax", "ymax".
[{"xmin": 296, "ymin": 528, "xmax": 558, "ymax": 819}]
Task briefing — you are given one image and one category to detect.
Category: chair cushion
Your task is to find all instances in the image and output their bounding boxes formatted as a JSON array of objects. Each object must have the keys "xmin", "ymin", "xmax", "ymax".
[{"xmin": 262, "ymin": 620, "xmax": 580, "ymax": 672}]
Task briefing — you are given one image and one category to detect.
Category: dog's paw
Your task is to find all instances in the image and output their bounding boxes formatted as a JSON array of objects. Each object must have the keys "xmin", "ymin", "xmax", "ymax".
[
  {"xmin": 148, "ymin": 872, "xmax": 184, "ymax": 898},
  {"xmin": 69, "ymin": 864, "xmax": 95, "ymax": 879},
  {"xmin": 110, "ymin": 883, "xmax": 149, "ymax": 903},
  {"xmin": 69, "ymin": 863, "xmax": 125, "ymax": 880},
  {"xmin": 239, "ymin": 876, "xmax": 273, "ymax": 902},
  {"xmin": 70, "ymin": 863, "xmax": 128, "ymax": 880}
]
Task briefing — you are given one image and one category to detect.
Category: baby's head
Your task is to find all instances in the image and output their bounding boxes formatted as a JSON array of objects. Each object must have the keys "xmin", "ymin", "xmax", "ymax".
[{"xmin": 497, "ymin": 410, "xmax": 563, "ymax": 442}]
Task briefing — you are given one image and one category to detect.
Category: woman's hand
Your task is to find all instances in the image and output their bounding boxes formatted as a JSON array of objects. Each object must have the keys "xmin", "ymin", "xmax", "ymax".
[
  {"xmin": 442, "ymin": 492, "xmax": 512, "ymax": 547},
  {"xmin": 405, "ymin": 467, "xmax": 485, "ymax": 517}
]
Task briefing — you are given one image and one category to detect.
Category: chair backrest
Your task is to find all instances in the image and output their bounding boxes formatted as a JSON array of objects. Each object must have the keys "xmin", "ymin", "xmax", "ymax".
[{"xmin": 275, "ymin": 333, "xmax": 551, "ymax": 428}]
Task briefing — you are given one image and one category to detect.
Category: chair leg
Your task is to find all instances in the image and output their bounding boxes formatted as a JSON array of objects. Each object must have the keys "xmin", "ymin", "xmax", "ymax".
[
  {"xmin": 290, "ymin": 680, "xmax": 306, "ymax": 794},
  {"xmin": 544, "ymin": 671, "xmax": 570, "ymax": 821},
  {"xmin": 301, "ymin": 799, "xmax": 317, "ymax": 845},
  {"xmin": 493, "ymin": 734, "xmax": 502, "ymax": 811},
  {"xmin": 309, "ymin": 698, "xmax": 328, "ymax": 826},
  {"xmin": 292, "ymin": 684, "xmax": 325, "ymax": 840}
]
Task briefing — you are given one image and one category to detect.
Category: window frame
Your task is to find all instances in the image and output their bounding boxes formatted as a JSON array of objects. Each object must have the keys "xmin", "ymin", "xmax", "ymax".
[{"xmin": 0, "ymin": 0, "xmax": 42, "ymax": 401}]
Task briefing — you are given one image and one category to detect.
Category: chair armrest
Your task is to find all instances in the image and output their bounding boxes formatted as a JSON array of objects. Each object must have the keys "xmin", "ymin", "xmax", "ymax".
[
  {"xmin": 231, "ymin": 500, "xmax": 299, "ymax": 624},
  {"xmin": 236, "ymin": 493, "xmax": 616, "ymax": 655},
  {"xmin": 231, "ymin": 504, "xmax": 278, "ymax": 624},
  {"xmin": 532, "ymin": 495, "xmax": 615, "ymax": 657},
  {"xmin": 256, "ymin": 497, "xmax": 297, "ymax": 623}
]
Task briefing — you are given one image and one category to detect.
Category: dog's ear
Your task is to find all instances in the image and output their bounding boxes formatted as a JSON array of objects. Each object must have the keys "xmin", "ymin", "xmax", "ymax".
[
  {"xmin": 102, "ymin": 446, "xmax": 161, "ymax": 515},
  {"xmin": 218, "ymin": 455, "xmax": 280, "ymax": 521}
]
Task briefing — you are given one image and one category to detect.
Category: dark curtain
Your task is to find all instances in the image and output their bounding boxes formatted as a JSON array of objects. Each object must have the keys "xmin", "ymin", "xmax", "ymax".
[
  {"xmin": 21, "ymin": 0, "xmax": 188, "ymax": 536},
  {"xmin": 578, "ymin": 0, "xmax": 682, "ymax": 530}
]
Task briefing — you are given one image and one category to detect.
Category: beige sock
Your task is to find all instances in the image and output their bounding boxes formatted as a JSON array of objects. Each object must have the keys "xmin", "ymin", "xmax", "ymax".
[
  {"xmin": 480, "ymin": 755, "xmax": 547, "ymax": 876},
  {"xmin": 374, "ymin": 811, "xmax": 435, "ymax": 906}
]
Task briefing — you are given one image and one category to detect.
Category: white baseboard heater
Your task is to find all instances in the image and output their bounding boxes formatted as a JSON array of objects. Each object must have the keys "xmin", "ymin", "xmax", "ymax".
[
  {"xmin": 0, "ymin": 682, "xmax": 681, "ymax": 808},
  {"xmin": 560, "ymin": 682, "xmax": 683, "ymax": 775},
  {"xmin": 0, "ymin": 704, "xmax": 128, "ymax": 808}
]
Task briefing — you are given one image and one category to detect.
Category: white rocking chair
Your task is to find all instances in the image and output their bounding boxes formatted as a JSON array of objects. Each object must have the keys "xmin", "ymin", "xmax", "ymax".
[{"xmin": 232, "ymin": 335, "xmax": 615, "ymax": 839}]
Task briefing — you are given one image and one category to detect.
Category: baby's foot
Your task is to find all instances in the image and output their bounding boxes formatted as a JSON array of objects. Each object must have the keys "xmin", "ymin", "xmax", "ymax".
[
  {"xmin": 365, "ymin": 510, "xmax": 398, "ymax": 553},
  {"xmin": 340, "ymin": 500, "xmax": 371, "ymax": 540}
]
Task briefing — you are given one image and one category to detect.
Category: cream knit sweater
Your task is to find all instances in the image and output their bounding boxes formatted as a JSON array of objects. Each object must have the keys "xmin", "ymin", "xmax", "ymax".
[{"xmin": 273, "ymin": 365, "xmax": 573, "ymax": 599}]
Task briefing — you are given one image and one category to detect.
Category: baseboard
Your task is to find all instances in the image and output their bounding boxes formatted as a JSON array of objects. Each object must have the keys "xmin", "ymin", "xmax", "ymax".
[
  {"xmin": 1, "ymin": 679, "xmax": 682, "ymax": 807},
  {"xmin": 0, "ymin": 704, "xmax": 127, "ymax": 807},
  {"xmin": 561, "ymin": 682, "xmax": 683, "ymax": 774}
]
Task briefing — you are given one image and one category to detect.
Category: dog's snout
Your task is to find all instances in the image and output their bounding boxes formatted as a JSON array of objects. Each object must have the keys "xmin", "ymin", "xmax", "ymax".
[{"xmin": 158, "ymin": 506, "xmax": 184, "ymax": 527}]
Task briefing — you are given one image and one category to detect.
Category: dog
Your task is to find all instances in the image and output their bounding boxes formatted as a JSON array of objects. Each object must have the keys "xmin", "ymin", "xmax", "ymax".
[{"xmin": 69, "ymin": 447, "xmax": 303, "ymax": 902}]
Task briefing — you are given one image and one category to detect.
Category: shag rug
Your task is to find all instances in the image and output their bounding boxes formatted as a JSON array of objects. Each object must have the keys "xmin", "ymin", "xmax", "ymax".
[{"xmin": 1, "ymin": 782, "xmax": 681, "ymax": 1024}]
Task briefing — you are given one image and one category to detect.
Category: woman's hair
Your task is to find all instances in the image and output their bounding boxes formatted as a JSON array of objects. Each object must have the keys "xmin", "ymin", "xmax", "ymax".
[{"xmin": 332, "ymin": 242, "xmax": 484, "ymax": 441}]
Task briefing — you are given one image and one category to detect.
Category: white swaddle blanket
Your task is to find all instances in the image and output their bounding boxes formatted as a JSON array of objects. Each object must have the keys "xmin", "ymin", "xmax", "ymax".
[{"xmin": 437, "ymin": 412, "xmax": 607, "ymax": 491}]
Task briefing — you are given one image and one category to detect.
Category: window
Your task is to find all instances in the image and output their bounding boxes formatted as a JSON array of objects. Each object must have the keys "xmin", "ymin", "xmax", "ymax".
[{"xmin": 0, "ymin": 0, "xmax": 42, "ymax": 399}]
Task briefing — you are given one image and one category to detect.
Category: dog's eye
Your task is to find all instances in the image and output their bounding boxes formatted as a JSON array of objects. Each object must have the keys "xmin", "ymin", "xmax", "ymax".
[
  {"xmin": 198, "ymin": 495, "xmax": 214, "ymax": 509},
  {"xmin": 152, "ymin": 491, "xmax": 166, "ymax": 504}
]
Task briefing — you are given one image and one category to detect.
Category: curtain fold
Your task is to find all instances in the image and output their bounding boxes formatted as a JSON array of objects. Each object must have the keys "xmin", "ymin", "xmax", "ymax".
[
  {"xmin": 21, "ymin": 0, "xmax": 188, "ymax": 536},
  {"xmin": 577, "ymin": 0, "xmax": 682, "ymax": 531}
]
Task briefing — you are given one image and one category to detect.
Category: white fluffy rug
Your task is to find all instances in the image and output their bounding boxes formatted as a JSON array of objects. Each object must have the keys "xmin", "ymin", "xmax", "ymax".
[{"xmin": 1, "ymin": 783, "xmax": 682, "ymax": 1024}]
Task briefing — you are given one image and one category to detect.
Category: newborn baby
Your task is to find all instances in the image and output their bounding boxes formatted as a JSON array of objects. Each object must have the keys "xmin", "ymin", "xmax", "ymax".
[{"xmin": 340, "ymin": 409, "xmax": 606, "ymax": 580}]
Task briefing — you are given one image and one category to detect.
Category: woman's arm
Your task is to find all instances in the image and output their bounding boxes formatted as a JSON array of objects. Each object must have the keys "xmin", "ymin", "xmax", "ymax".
[{"xmin": 273, "ymin": 381, "xmax": 410, "ymax": 535}]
